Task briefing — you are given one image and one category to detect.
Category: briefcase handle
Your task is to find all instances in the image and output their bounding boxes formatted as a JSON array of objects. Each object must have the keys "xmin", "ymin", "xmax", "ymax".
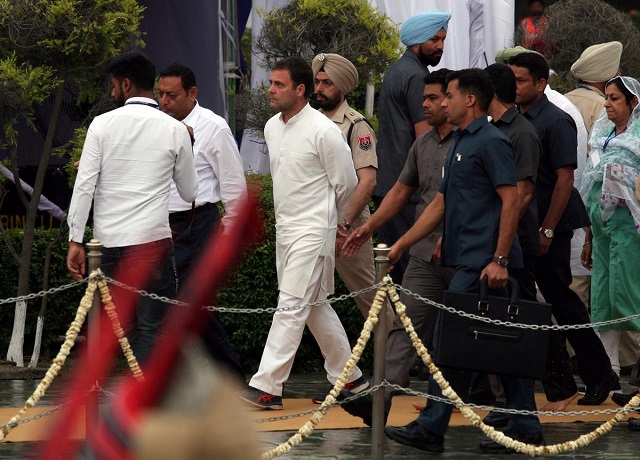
[{"xmin": 478, "ymin": 276, "xmax": 520, "ymax": 316}]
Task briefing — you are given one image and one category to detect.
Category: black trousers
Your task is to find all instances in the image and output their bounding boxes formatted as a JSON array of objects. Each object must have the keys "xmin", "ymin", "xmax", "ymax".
[
  {"xmin": 511, "ymin": 253, "xmax": 576, "ymax": 400},
  {"xmin": 170, "ymin": 202, "xmax": 246, "ymax": 382},
  {"xmin": 535, "ymin": 230, "xmax": 612, "ymax": 388}
]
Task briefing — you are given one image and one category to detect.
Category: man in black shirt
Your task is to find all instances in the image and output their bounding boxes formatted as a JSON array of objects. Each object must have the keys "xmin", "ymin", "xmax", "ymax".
[{"xmin": 509, "ymin": 52, "xmax": 618, "ymax": 405}]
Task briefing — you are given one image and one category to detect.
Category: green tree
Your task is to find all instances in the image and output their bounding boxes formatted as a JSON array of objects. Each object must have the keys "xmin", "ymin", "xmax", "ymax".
[
  {"xmin": 0, "ymin": 0, "xmax": 144, "ymax": 367},
  {"xmin": 255, "ymin": 0, "xmax": 400, "ymax": 83},
  {"xmin": 538, "ymin": 0, "xmax": 640, "ymax": 84}
]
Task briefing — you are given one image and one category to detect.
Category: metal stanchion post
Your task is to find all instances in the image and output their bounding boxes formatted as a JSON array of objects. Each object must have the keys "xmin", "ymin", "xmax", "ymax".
[
  {"xmin": 372, "ymin": 243, "xmax": 391, "ymax": 460},
  {"xmin": 85, "ymin": 239, "xmax": 102, "ymax": 435}
]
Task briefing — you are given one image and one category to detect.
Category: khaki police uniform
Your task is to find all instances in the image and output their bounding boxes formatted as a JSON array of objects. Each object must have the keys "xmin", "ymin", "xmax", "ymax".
[{"xmin": 323, "ymin": 100, "xmax": 394, "ymax": 331}]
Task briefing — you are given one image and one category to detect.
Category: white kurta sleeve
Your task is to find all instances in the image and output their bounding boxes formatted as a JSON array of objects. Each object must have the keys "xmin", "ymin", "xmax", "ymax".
[
  {"xmin": 203, "ymin": 123, "xmax": 247, "ymax": 232},
  {"xmin": 317, "ymin": 126, "xmax": 357, "ymax": 221}
]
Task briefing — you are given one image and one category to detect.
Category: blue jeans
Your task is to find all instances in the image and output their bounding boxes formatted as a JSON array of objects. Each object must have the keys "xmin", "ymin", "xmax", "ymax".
[
  {"xmin": 416, "ymin": 266, "xmax": 542, "ymax": 437},
  {"xmin": 101, "ymin": 238, "xmax": 176, "ymax": 365}
]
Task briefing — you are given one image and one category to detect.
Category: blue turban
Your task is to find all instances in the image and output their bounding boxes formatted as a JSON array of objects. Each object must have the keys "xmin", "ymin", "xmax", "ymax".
[{"xmin": 400, "ymin": 10, "xmax": 452, "ymax": 47}]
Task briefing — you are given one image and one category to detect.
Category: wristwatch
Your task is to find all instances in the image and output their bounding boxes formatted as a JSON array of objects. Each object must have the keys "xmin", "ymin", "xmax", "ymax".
[
  {"xmin": 539, "ymin": 227, "xmax": 554, "ymax": 239},
  {"xmin": 491, "ymin": 256, "xmax": 509, "ymax": 268},
  {"xmin": 341, "ymin": 219, "xmax": 351, "ymax": 230}
]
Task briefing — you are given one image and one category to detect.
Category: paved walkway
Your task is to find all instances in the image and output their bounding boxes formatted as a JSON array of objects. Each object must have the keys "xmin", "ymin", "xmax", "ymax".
[{"xmin": 0, "ymin": 370, "xmax": 638, "ymax": 459}]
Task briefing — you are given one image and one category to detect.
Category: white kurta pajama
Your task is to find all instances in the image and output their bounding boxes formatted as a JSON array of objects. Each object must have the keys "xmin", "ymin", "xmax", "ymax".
[{"xmin": 249, "ymin": 104, "xmax": 363, "ymax": 396}]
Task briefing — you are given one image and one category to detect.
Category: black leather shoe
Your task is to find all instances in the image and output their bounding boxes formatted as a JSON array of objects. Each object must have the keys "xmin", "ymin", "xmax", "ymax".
[
  {"xmin": 629, "ymin": 418, "xmax": 640, "ymax": 431},
  {"xmin": 611, "ymin": 390, "xmax": 640, "ymax": 408},
  {"xmin": 340, "ymin": 392, "xmax": 389, "ymax": 427},
  {"xmin": 384, "ymin": 421, "xmax": 444, "ymax": 453},
  {"xmin": 480, "ymin": 431, "xmax": 544, "ymax": 454},
  {"xmin": 577, "ymin": 372, "xmax": 619, "ymax": 406},
  {"xmin": 483, "ymin": 401, "xmax": 510, "ymax": 428}
]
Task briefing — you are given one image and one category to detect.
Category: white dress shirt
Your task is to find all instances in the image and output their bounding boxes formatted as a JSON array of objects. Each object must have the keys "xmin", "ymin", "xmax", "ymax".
[
  {"xmin": 168, "ymin": 102, "xmax": 246, "ymax": 231},
  {"xmin": 68, "ymin": 97, "xmax": 198, "ymax": 247},
  {"xmin": 265, "ymin": 103, "xmax": 357, "ymax": 298}
]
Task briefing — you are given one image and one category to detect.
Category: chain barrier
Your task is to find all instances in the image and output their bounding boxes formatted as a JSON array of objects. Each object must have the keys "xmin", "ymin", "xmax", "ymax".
[
  {"xmin": 394, "ymin": 283, "xmax": 640, "ymax": 330},
  {"xmin": 1, "ymin": 271, "xmax": 639, "ymax": 456},
  {"xmin": 3, "ymin": 276, "xmax": 638, "ymax": 332},
  {"xmin": 252, "ymin": 380, "xmax": 639, "ymax": 425},
  {"xmin": 0, "ymin": 280, "xmax": 86, "ymax": 305}
]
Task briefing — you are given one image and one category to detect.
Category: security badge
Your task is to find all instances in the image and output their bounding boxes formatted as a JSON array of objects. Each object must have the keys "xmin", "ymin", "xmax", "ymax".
[{"xmin": 358, "ymin": 134, "xmax": 372, "ymax": 150}]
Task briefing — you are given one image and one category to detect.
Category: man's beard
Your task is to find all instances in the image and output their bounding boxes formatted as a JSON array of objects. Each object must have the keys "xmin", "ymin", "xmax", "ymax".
[
  {"xmin": 113, "ymin": 82, "xmax": 126, "ymax": 107},
  {"xmin": 315, "ymin": 93, "xmax": 342, "ymax": 111},
  {"xmin": 418, "ymin": 50, "xmax": 443, "ymax": 68}
]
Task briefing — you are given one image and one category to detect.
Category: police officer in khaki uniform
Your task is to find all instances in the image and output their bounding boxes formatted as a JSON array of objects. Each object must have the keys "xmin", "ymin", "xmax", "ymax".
[{"xmin": 312, "ymin": 52, "xmax": 395, "ymax": 352}]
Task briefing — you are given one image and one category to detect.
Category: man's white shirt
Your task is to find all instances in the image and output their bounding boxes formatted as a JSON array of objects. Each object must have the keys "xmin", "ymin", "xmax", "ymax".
[
  {"xmin": 168, "ymin": 101, "xmax": 246, "ymax": 231},
  {"xmin": 68, "ymin": 97, "xmax": 198, "ymax": 247}
]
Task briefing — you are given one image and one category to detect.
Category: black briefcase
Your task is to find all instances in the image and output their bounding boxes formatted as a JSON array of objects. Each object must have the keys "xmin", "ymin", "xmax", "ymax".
[{"xmin": 433, "ymin": 277, "xmax": 552, "ymax": 379}]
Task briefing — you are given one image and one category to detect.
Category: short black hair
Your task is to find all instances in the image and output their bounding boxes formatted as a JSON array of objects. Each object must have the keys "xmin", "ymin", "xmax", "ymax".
[
  {"xmin": 508, "ymin": 52, "xmax": 549, "ymax": 82},
  {"xmin": 272, "ymin": 57, "xmax": 314, "ymax": 98},
  {"xmin": 424, "ymin": 68, "xmax": 452, "ymax": 94},
  {"xmin": 158, "ymin": 63, "xmax": 197, "ymax": 91},
  {"xmin": 485, "ymin": 63, "xmax": 516, "ymax": 104},
  {"xmin": 445, "ymin": 68, "xmax": 494, "ymax": 112},
  {"xmin": 106, "ymin": 50, "xmax": 156, "ymax": 91}
]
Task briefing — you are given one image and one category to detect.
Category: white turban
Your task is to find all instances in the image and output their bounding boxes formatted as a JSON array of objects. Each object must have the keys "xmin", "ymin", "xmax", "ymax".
[
  {"xmin": 571, "ymin": 41, "xmax": 623, "ymax": 83},
  {"xmin": 311, "ymin": 53, "xmax": 359, "ymax": 95},
  {"xmin": 400, "ymin": 10, "xmax": 451, "ymax": 47}
]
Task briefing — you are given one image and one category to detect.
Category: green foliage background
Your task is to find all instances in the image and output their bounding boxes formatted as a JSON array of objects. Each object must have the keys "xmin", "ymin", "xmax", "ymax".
[{"xmin": 0, "ymin": 174, "xmax": 374, "ymax": 373}]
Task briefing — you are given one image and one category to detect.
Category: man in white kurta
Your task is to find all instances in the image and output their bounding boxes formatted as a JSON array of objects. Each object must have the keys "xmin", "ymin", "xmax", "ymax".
[{"xmin": 242, "ymin": 57, "xmax": 365, "ymax": 409}]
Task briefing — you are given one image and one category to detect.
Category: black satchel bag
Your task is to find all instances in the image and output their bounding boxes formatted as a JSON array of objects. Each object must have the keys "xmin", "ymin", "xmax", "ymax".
[{"xmin": 433, "ymin": 277, "xmax": 552, "ymax": 379}]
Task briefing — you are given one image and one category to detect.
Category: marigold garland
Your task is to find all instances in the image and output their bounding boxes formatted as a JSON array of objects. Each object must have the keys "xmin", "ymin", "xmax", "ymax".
[
  {"xmin": 385, "ymin": 281, "xmax": 640, "ymax": 457},
  {"xmin": 261, "ymin": 278, "xmax": 640, "ymax": 458},
  {"xmin": 0, "ymin": 274, "xmax": 98, "ymax": 441},
  {"xmin": 96, "ymin": 278, "xmax": 144, "ymax": 381},
  {"xmin": 0, "ymin": 270, "xmax": 145, "ymax": 441},
  {"xmin": 260, "ymin": 285, "xmax": 389, "ymax": 460}
]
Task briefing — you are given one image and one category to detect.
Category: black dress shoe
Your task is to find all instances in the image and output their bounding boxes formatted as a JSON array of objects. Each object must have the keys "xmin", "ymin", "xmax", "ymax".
[
  {"xmin": 479, "ymin": 431, "xmax": 544, "ymax": 454},
  {"xmin": 340, "ymin": 392, "xmax": 389, "ymax": 427},
  {"xmin": 577, "ymin": 372, "xmax": 619, "ymax": 406},
  {"xmin": 611, "ymin": 390, "xmax": 640, "ymax": 408},
  {"xmin": 483, "ymin": 401, "xmax": 510, "ymax": 428},
  {"xmin": 384, "ymin": 421, "xmax": 444, "ymax": 453}
]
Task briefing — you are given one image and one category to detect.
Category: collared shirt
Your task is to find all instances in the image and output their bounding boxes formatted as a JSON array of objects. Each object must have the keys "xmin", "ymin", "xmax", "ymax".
[
  {"xmin": 324, "ymin": 99, "xmax": 378, "ymax": 170},
  {"xmin": 522, "ymin": 95, "xmax": 590, "ymax": 232},
  {"xmin": 565, "ymin": 84, "xmax": 606, "ymax": 135},
  {"xmin": 374, "ymin": 50, "xmax": 429, "ymax": 199},
  {"xmin": 68, "ymin": 97, "xmax": 198, "ymax": 248},
  {"xmin": 398, "ymin": 127, "xmax": 454, "ymax": 259},
  {"xmin": 493, "ymin": 107, "xmax": 541, "ymax": 255},
  {"xmin": 168, "ymin": 102, "xmax": 247, "ymax": 231},
  {"xmin": 265, "ymin": 103, "xmax": 357, "ymax": 298},
  {"xmin": 439, "ymin": 117, "xmax": 522, "ymax": 268}
]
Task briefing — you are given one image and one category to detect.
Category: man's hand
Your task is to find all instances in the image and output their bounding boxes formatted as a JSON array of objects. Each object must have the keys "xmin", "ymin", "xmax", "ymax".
[
  {"xmin": 336, "ymin": 225, "xmax": 349, "ymax": 257},
  {"xmin": 432, "ymin": 236, "xmax": 443, "ymax": 264},
  {"xmin": 387, "ymin": 243, "xmax": 405, "ymax": 274},
  {"xmin": 342, "ymin": 222, "xmax": 373, "ymax": 257},
  {"xmin": 67, "ymin": 241, "xmax": 86, "ymax": 281},
  {"xmin": 581, "ymin": 241, "xmax": 593, "ymax": 270},
  {"xmin": 538, "ymin": 233, "xmax": 552, "ymax": 255},
  {"xmin": 480, "ymin": 262, "xmax": 508, "ymax": 289}
]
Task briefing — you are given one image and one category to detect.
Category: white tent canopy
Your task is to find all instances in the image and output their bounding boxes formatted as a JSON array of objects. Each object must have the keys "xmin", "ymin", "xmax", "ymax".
[{"xmin": 241, "ymin": 0, "xmax": 516, "ymax": 173}]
